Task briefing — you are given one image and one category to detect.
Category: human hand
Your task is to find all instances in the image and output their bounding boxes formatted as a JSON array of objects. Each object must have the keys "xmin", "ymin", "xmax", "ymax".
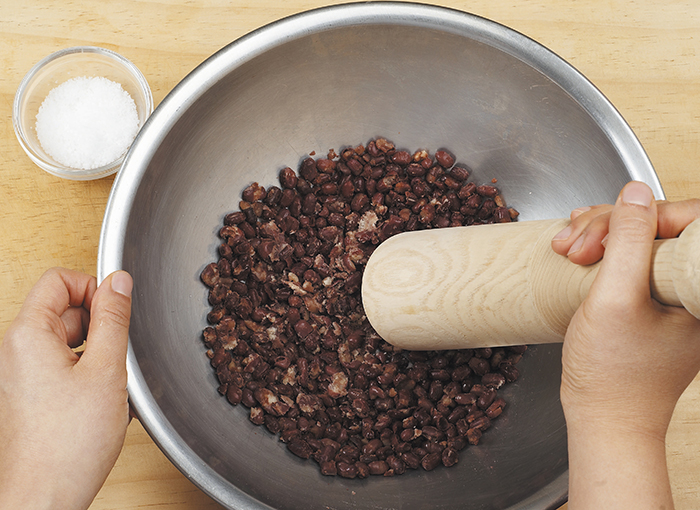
[
  {"xmin": 0, "ymin": 268, "xmax": 133, "ymax": 510},
  {"xmin": 555, "ymin": 185, "xmax": 700, "ymax": 425},
  {"xmin": 551, "ymin": 194, "xmax": 700, "ymax": 265},
  {"xmin": 555, "ymin": 182, "xmax": 700, "ymax": 508}
]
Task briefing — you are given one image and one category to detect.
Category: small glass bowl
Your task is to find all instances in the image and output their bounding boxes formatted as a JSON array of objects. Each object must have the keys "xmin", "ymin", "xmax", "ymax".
[{"xmin": 13, "ymin": 46, "xmax": 153, "ymax": 180}]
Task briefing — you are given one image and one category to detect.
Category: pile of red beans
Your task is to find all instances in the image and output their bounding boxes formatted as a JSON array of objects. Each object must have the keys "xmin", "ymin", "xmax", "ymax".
[{"xmin": 200, "ymin": 138, "xmax": 524, "ymax": 478}]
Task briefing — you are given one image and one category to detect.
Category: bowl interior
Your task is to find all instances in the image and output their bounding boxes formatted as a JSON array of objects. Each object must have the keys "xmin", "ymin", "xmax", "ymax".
[
  {"xmin": 14, "ymin": 47, "xmax": 152, "ymax": 179},
  {"xmin": 103, "ymin": 5, "xmax": 661, "ymax": 510}
]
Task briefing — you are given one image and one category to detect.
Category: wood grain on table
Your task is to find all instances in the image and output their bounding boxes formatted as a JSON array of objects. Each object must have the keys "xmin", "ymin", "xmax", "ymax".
[{"xmin": 1, "ymin": 1, "xmax": 699, "ymax": 509}]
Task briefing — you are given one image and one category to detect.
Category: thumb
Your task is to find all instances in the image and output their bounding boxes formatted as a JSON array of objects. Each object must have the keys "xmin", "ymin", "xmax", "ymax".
[
  {"xmin": 590, "ymin": 181, "xmax": 658, "ymax": 307},
  {"xmin": 80, "ymin": 271, "xmax": 133, "ymax": 375}
]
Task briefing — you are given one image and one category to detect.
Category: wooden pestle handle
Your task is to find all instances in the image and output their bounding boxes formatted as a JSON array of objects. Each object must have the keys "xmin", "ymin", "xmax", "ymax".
[{"xmin": 362, "ymin": 218, "xmax": 700, "ymax": 350}]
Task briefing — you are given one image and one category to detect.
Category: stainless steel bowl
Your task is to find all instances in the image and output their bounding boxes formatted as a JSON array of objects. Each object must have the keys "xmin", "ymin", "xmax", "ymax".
[{"xmin": 99, "ymin": 3, "xmax": 663, "ymax": 509}]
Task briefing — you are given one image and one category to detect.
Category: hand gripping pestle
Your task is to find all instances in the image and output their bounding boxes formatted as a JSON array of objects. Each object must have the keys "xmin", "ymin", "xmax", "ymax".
[{"xmin": 361, "ymin": 218, "xmax": 700, "ymax": 350}]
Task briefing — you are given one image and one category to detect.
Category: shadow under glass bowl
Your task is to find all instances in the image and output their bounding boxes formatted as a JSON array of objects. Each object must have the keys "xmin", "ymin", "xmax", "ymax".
[{"xmin": 98, "ymin": 3, "xmax": 662, "ymax": 509}]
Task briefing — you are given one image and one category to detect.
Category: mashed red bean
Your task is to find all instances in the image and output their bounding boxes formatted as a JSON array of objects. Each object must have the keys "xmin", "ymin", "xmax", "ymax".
[{"xmin": 200, "ymin": 138, "xmax": 525, "ymax": 478}]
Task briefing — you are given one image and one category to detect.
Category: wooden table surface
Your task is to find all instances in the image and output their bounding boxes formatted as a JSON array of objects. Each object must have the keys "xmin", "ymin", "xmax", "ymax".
[{"xmin": 2, "ymin": 1, "xmax": 699, "ymax": 509}]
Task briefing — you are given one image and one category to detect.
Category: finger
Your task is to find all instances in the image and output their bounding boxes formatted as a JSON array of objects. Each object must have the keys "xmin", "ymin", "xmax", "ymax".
[
  {"xmin": 60, "ymin": 306, "xmax": 91, "ymax": 348},
  {"xmin": 565, "ymin": 212, "xmax": 611, "ymax": 265},
  {"xmin": 80, "ymin": 271, "xmax": 133, "ymax": 376},
  {"xmin": 551, "ymin": 204, "xmax": 613, "ymax": 256},
  {"xmin": 591, "ymin": 181, "xmax": 657, "ymax": 305},
  {"xmin": 657, "ymin": 199, "xmax": 700, "ymax": 238},
  {"xmin": 18, "ymin": 268, "xmax": 97, "ymax": 326},
  {"xmin": 569, "ymin": 206, "xmax": 591, "ymax": 220},
  {"xmin": 14, "ymin": 268, "xmax": 97, "ymax": 346}
]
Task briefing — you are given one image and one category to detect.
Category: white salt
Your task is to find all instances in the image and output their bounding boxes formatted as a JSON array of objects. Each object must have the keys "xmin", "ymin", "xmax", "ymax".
[{"xmin": 35, "ymin": 76, "xmax": 139, "ymax": 170}]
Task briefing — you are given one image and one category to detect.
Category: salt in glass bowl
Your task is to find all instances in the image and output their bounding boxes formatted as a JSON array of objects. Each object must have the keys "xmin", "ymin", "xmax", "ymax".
[{"xmin": 13, "ymin": 46, "xmax": 153, "ymax": 180}]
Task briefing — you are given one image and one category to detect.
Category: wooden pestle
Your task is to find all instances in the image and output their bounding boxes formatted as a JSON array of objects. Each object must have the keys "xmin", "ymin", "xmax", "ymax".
[{"xmin": 362, "ymin": 218, "xmax": 700, "ymax": 350}]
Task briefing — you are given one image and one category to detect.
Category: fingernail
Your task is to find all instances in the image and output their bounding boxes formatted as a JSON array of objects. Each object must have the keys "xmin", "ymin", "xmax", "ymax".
[
  {"xmin": 570, "ymin": 206, "xmax": 591, "ymax": 220},
  {"xmin": 601, "ymin": 233, "xmax": 609, "ymax": 248},
  {"xmin": 621, "ymin": 181, "xmax": 653, "ymax": 207},
  {"xmin": 552, "ymin": 225, "xmax": 573, "ymax": 241},
  {"xmin": 111, "ymin": 271, "xmax": 133, "ymax": 298},
  {"xmin": 567, "ymin": 232, "xmax": 586, "ymax": 256}
]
